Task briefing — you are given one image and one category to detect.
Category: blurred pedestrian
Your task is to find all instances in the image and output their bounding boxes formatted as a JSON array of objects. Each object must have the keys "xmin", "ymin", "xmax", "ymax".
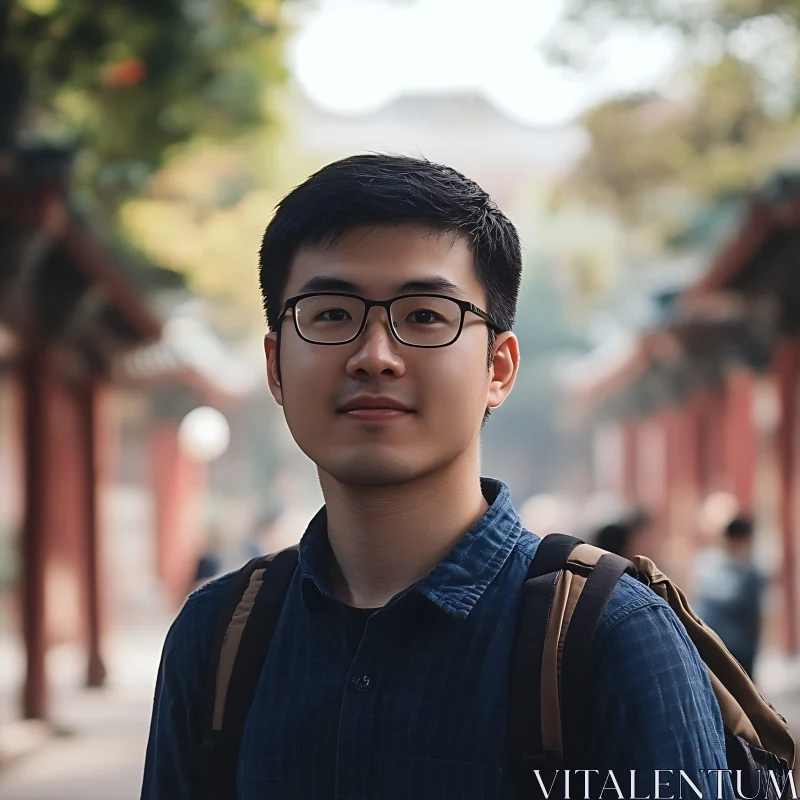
[
  {"xmin": 191, "ymin": 526, "xmax": 224, "ymax": 592},
  {"xmin": 594, "ymin": 508, "xmax": 651, "ymax": 559},
  {"xmin": 594, "ymin": 522, "xmax": 632, "ymax": 558},
  {"xmin": 240, "ymin": 507, "xmax": 283, "ymax": 561},
  {"xmin": 692, "ymin": 516, "xmax": 765, "ymax": 679}
]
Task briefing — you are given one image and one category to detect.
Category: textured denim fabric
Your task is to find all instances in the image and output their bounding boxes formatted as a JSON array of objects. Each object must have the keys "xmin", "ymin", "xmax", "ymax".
[{"xmin": 141, "ymin": 477, "xmax": 734, "ymax": 799}]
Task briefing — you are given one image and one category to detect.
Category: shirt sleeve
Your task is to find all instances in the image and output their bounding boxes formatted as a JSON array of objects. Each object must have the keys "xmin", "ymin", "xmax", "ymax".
[
  {"xmin": 140, "ymin": 588, "xmax": 220, "ymax": 800},
  {"xmin": 586, "ymin": 601, "xmax": 737, "ymax": 800}
]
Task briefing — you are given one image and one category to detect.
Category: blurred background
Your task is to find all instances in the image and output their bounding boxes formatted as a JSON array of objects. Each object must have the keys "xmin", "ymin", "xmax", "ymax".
[{"xmin": 2, "ymin": 0, "xmax": 800, "ymax": 795}]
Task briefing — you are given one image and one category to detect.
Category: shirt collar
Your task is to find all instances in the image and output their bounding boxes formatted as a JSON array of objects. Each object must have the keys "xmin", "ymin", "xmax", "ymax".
[{"xmin": 297, "ymin": 477, "xmax": 523, "ymax": 619}]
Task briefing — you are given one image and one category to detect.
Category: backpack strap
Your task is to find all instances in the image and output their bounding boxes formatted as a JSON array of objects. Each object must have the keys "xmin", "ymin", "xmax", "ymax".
[
  {"xmin": 527, "ymin": 533, "xmax": 583, "ymax": 579},
  {"xmin": 560, "ymin": 549, "xmax": 635, "ymax": 760},
  {"xmin": 200, "ymin": 546, "xmax": 299, "ymax": 799},
  {"xmin": 509, "ymin": 534, "xmax": 640, "ymax": 792},
  {"xmin": 509, "ymin": 533, "xmax": 584, "ymax": 787}
]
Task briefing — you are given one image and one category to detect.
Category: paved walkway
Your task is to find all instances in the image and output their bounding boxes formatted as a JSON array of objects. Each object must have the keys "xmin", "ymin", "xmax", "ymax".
[
  {"xmin": 1, "ymin": 626, "xmax": 799, "ymax": 799},
  {"xmin": 0, "ymin": 619, "xmax": 168, "ymax": 800}
]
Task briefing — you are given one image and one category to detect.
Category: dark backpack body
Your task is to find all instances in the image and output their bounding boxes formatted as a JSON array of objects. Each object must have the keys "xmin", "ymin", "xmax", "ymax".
[{"xmin": 197, "ymin": 534, "xmax": 794, "ymax": 799}]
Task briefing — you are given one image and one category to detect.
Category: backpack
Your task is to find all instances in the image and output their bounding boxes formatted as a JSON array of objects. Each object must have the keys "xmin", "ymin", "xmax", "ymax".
[{"xmin": 198, "ymin": 533, "xmax": 796, "ymax": 799}]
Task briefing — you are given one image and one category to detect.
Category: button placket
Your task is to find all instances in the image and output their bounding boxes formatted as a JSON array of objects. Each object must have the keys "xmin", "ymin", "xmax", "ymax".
[{"xmin": 335, "ymin": 618, "xmax": 384, "ymax": 799}]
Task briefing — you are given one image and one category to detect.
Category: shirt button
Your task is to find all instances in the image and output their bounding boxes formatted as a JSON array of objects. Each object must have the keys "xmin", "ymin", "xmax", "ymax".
[{"xmin": 352, "ymin": 674, "xmax": 372, "ymax": 692}]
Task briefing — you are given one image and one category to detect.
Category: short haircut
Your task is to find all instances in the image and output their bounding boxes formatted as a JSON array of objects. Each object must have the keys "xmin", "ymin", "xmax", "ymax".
[
  {"xmin": 258, "ymin": 155, "xmax": 522, "ymax": 424},
  {"xmin": 725, "ymin": 516, "xmax": 754, "ymax": 541}
]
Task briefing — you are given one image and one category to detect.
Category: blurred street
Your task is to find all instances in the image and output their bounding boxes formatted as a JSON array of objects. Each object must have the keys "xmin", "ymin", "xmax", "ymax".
[{"xmin": 0, "ymin": 618, "xmax": 169, "ymax": 800}]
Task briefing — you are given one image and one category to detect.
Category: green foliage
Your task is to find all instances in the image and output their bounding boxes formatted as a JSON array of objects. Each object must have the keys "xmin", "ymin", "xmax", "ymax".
[
  {"xmin": 565, "ymin": 57, "xmax": 787, "ymax": 218},
  {"xmin": 559, "ymin": 0, "xmax": 797, "ymax": 37},
  {"xmin": 555, "ymin": 0, "xmax": 800, "ymax": 241},
  {"xmin": 2, "ymin": 0, "xmax": 286, "ymax": 211}
]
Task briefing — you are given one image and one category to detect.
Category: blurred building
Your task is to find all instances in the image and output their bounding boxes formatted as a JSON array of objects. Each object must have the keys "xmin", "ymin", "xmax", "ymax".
[
  {"xmin": 564, "ymin": 172, "xmax": 800, "ymax": 655},
  {"xmin": 0, "ymin": 144, "xmax": 259, "ymax": 732},
  {"xmin": 0, "ymin": 144, "xmax": 164, "ymax": 721},
  {"xmin": 286, "ymin": 87, "xmax": 586, "ymax": 204}
]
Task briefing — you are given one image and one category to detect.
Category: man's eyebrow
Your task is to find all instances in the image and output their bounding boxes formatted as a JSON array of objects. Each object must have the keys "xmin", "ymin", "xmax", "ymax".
[
  {"xmin": 396, "ymin": 277, "xmax": 467, "ymax": 297},
  {"xmin": 296, "ymin": 276, "xmax": 361, "ymax": 294},
  {"xmin": 295, "ymin": 275, "xmax": 468, "ymax": 298}
]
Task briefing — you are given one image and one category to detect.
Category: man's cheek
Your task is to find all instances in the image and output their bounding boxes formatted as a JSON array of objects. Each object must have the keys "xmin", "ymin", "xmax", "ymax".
[
  {"xmin": 426, "ymin": 378, "xmax": 475, "ymax": 420},
  {"xmin": 432, "ymin": 361, "xmax": 486, "ymax": 405}
]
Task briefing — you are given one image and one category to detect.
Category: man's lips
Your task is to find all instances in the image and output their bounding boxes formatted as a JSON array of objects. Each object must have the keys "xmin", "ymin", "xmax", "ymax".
[
  {"xmin": 340, "ymin": 408, "xmax": 413, "ymax": 421},
  {"xmin": 337, "ymin": 395, "xmax": 414, "ymax": 414}
]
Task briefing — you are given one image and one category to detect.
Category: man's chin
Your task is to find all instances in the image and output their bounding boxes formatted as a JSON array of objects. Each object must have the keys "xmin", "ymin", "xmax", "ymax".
[{"xmin": 318, "ymin": 452, "xmax": 425, "ymax": 488}]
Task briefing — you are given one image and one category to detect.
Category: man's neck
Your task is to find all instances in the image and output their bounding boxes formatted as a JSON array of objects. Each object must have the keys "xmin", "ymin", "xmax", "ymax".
[{"xmin": 318, "ymin": 457, "xmax": 491, "ymax": 609}]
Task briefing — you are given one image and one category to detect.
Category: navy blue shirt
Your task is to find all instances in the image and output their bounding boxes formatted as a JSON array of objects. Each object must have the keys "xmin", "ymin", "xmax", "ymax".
[{"xmin": 142, "ymin": 477, "xmax": 733, "ymax": 799}]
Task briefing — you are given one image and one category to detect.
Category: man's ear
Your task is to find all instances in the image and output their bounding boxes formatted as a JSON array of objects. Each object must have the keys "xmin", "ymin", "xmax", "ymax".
[
  {"xmin": 264, "ymin": 332, "xmax": 283, "ymax": 406},
  {"xmin": 486, "ymin": 331, "xmax": 519, "ymax": 411}
]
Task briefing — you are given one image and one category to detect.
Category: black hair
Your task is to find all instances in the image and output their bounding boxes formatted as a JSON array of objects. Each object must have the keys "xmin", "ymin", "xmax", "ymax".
[
  {"xmin": 258, "ymin": 154, "xmax": 522, "ymax": 425},
  {"xmin": 725, "ymin": 516, "xmax": 754, "ymax": 541}
]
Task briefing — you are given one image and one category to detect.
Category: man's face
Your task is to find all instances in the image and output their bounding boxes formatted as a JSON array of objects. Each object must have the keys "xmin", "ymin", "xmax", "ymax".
[{"xmin": 264, "ymin": 224, "xmax": 519, "ymax": 487}]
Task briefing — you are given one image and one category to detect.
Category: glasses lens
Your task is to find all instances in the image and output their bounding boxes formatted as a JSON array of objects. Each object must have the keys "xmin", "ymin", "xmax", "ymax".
[
  {"xmin": 390, "ymin": 296, "xmax": 461, "ymax": 346},
  {"xmin": 294, "ymin": 295, "xmax": 365, "ymax": 343}
]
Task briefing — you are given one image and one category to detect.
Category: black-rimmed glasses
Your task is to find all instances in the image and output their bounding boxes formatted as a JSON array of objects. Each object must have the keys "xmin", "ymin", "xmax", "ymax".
[{"xmin": 278, "ymin": 292, "xmax": 504, "ymax": 348}]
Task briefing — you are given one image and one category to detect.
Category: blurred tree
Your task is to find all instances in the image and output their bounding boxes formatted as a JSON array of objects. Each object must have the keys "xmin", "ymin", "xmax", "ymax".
[
  {"xmin": 118, "ymin": 135, "xmax": 326, "ymax": 336},
  {"xmin": 0, "ymin": 0, "xmax": 294, "ymax": 332},
  {"xmin": 1, "ymin": 0, "xmax": 286, "ymax": 218},
  {"xmin": 553, "ymin": 0, "xmax": 800, "ymax": 239},
  {"xmin": 557, "ymin": 0, "xmax": 800, "ymax": 38}
]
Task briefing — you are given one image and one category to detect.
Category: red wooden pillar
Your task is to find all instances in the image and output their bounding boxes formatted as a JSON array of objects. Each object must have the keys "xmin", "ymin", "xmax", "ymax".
[
  {"xmin": 620, "ymin": 420, "xmax": 638, "ymax": 504},
  {"xmin": 774, "ymin": 339, "xmax": 799, "ymax": 655},
  {"xmin": 150, "ymin": 422, "xmax": 205, "ymax": 606},
  {"xmin": 705, "ymin": 389, "xmax": 729, "ymax": 494},
  {"xmin": 663, "ymin": 400, "xmax": 704, "ymax": 585},
  {"xmin": 80, "ymin": 380, "xmax": 107, "ymax": 687},
  {"xmin": 635, "ymin": 415, "xmax": 668, "ymax": 562},
  {"xmin": 694, "ymin": 393, "xmax": 712, "ymax": 497},
  {"xmin": 724, "ymin": 369, "xmax": 756, "ymax": 514},
  {"xmin": 685, "ymin": 395, "xmax": 705, "ymax": 546},
  {"xmin": 20, "ymin": 342, "xmax": 51, "ymax": 720},
  {"xmin": 49, "ymin": 376, "xmax": 85, "ymax": 647}
]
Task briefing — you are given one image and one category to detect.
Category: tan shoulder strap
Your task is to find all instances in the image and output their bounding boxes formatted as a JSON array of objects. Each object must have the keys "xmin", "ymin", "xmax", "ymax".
[
  {"xmin": 541, "ymin": 543, "xmax": 611, "ymax": 756},
  {"xmin": 212, "ymin": 561, "xmax": 271, "ymax": 731},
  {"xmin": 200, "ymin": 546, "xmax": 300, "ymax": 800}
]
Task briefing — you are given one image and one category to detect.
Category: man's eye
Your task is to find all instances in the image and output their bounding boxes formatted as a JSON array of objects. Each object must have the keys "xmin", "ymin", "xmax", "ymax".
[
  {"xmin": 317, "ymin": 308, "xmax": 352, "ymax": 322},
  {"xmin": 407, "ymin": 309, "xmax": 443, "ymax": 324}
]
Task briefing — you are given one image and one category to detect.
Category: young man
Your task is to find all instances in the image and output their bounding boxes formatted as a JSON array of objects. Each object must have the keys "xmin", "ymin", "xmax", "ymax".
[{"xmin": 141, "ymin": 155, "xmax": 732, "ymax": 799}]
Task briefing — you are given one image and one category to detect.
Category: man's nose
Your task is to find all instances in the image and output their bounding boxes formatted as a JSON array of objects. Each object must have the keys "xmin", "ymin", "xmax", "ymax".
[{"xmin": 345, "ymin": 306, "xmax": 406, "ymax": 376}]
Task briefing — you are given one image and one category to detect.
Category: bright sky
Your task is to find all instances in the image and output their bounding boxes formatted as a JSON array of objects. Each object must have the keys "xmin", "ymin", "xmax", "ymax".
[{"xmin": 286, "ymin": 0, "xmax": 684, "ymax": 128}]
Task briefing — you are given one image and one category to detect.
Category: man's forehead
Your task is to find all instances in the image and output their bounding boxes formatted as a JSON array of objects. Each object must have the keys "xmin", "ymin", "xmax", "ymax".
[
  {"xmin": 286, "ymin": 224, "xmax": 478, "ymax": 297},
  {"xmin": 319, "ymin": 222, "xmax": 466, "ymax": 251}
]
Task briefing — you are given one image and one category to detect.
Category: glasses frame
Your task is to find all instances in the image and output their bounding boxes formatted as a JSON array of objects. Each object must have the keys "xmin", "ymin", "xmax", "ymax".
[{"xmin": 277, "ymin": 291, "xmax": 505, "ymax": 349}]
